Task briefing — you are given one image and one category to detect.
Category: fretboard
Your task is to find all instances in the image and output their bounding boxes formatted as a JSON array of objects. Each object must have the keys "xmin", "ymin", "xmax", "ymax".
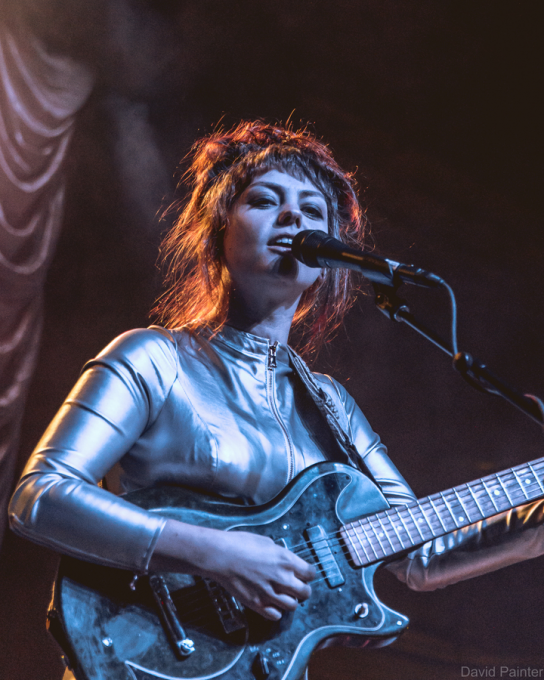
[{"xmin": 342, "ymin": 456, "xmax": 544, "ymax": 567}]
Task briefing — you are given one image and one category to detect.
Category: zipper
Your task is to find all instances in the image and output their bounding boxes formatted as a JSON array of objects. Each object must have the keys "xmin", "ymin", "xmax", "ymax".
[
  {"xmin": 267, "ymin": 343, "xmax": 278, "ymax": 370},
  {"xmin": 267, "ymin": 341, "xmax": 295, "ymax": 484}
]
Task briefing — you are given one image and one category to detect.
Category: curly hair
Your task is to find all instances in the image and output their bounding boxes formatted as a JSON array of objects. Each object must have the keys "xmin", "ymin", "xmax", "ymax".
[{"xmin": 152, "ymin": 120, "xmax": 367, "ymax": 357}]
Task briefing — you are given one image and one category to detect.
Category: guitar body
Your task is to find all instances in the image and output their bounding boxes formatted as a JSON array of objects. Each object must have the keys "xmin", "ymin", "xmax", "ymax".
[{"xmin": 51, "ymin": 463, "xmax": 409, "ymax": 680}]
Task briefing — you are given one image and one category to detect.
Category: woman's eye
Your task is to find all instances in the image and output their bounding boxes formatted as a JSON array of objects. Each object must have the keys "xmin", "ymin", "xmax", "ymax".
[
  {"xmin": 303, "ymin": 205, "xmax": 324, "ymax": 219},
  {"xmin": 249, "ymin": 195, "xmax": 275, "ymax": 208}
]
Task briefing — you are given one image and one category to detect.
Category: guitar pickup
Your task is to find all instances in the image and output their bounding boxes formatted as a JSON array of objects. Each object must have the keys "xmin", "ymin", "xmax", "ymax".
[
  {"xmin": 201, "ymin": 578, "xmax": 246, "ymax": 634},
  {"xmin": 304, "ymin": 525, "xmax": 345, "ymax": 588}
]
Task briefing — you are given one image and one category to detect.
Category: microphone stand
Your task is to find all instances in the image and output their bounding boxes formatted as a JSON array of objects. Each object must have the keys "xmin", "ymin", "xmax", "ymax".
[{"xmin": 372, "ymin": 282, "xmax": 544, "ymax": 428}]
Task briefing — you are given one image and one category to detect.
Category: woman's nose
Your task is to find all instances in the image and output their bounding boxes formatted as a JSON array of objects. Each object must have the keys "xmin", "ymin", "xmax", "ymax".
[{"xmin": 278, "ymin": 207, "xmax": 302, "ymax": 227}]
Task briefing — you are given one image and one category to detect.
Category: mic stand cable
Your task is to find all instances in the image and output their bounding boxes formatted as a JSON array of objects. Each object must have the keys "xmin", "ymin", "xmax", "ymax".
[{"xmin": 372, "ymin": 280, "xmax": 544, "ymax": 428}]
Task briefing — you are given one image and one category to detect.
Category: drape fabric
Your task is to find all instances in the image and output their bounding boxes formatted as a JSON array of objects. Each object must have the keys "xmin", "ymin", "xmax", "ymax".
[{"xmin": 0, "ymin": 15, "xmax": 93, "ymax": 549}]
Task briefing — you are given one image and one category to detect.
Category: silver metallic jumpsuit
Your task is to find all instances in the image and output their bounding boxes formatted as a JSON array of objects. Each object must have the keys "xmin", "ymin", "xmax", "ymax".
[{"xmin": 9, "ymin": 325, "xmax": 544, "ymax": 674}]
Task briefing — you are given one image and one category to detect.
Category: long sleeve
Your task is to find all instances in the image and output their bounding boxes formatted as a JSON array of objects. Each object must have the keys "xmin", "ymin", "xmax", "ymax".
[
  {"xmin": 11, "ymin": 324, "xmax": 544, "ymax": 586},
  {"xmin": 386, "ymin": 498, "xmax": 544, "ymax": 591},
  {"xmin": 330, "ymin": 377, "xmax": 544, "ymax": 591},
  {"xmin": 8, "ymin": 328, "xmax": 177, "ymax": 572}
]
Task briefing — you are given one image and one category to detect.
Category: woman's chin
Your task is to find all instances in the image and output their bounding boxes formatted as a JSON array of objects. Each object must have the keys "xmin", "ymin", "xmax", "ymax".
[{"xmin": 273, "ymin": 252, "xmax": 298, "ymax": 277}]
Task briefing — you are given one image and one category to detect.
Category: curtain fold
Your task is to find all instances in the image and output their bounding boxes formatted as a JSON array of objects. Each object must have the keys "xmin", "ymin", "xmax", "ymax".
[{"xmin": 0, "ymin": 15, "xmax": 94, "ymax": 549}]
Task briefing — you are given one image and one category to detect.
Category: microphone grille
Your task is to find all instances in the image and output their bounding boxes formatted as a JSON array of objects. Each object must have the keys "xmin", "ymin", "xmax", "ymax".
[{"xmin": 290, "ymin": 230, "xmax": 328, "ymax": 268}]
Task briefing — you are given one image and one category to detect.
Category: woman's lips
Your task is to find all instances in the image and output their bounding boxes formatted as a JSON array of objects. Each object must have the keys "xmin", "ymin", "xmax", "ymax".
[
  {"xmin": 268, "ymin": 236, "xmax": 294, "ymax": 253},
  {"xmin": 268, "ymin": 244, "xmax": 293, "ymax": 254}
]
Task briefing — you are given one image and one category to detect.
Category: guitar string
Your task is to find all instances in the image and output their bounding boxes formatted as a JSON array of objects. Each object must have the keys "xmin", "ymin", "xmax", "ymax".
[
  {"xmin": 149, "ymin": 463, "xmax": 544, "ymax": 619},
  {"xmin": 155, "ymin": 553, "xmax": 332, "ymax": 616},
  {"xmin": 279, "ymin": 467, "xmax": 544, "ymax": 562},
  {"xmin": 159, "ymin": 479, "xmax": 533, "ymax": 626},
  {"xmin": 151, "ymin": 477, "xmax": 544, "ymax": 625},
  {"xmin": 160, "ymin": 537, "xmax": 353, "ymax": 615},
  {"xmin": 151, "ymin": 541, "xmax": 353, "ymax": 622},
  {"xmin": 166, "ymin": 463, "xmax": 544, "ymax": 590},
  {"xmin": 288, "ymin": 476, "xmax": 541, "ymax": 563},
  {"xmin": 161, "ymin": 575, "xmax": 341, "ymax": 630},
  {"xmin": 157, "ymin": 566, "xmax": 336, "ymax": 626},
  {"xmin": 221, "ymin": 464, "xmax": 544, "ymax": 567}
]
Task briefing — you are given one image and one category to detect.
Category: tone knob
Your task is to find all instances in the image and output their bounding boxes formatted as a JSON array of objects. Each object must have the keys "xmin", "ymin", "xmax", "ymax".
[{"xmin": 354, "ymin": 602, "xmax": 369, "ymax": 619}]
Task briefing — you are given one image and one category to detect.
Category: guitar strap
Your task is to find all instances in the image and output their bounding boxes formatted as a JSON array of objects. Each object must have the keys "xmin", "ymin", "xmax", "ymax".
[{"xmin": 287, "ymin": 347, "xmax": 380, "ymax": 486}]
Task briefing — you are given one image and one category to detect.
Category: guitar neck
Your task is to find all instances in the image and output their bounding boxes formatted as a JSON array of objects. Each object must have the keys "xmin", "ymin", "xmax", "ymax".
[{"xmin": 343, "ymin": 456, "xmax": 544, "ymax": 567}]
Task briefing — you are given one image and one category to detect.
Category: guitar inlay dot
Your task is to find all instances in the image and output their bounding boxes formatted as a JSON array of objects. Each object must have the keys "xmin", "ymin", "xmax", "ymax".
[
  {"xmin": 494, "ymin": 490, "xmax": 500, "ymax": 496},
  {"xmin": 458, "ymin": 517, "xmax": 464, "ymax": 522}
]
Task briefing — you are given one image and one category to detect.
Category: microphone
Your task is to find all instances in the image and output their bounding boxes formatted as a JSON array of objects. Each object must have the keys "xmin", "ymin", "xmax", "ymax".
[{"xmin": 290, "ymin": 230, "xmax": 444, "ymax": 288}]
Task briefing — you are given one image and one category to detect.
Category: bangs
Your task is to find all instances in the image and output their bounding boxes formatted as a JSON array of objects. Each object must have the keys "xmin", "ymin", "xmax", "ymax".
[
  {"xmin": 153, "ymin": 120, "xmax": 366, "ymax": 359},
  {"xmin": 228, "ymin": 147, "xmax": 340, "ymax": 233}
]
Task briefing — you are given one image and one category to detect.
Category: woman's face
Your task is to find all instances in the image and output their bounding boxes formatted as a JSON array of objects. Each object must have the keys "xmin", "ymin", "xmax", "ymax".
[{"xmin": 223, "ymin": 169, "xmax": 329, "ymax": 309}]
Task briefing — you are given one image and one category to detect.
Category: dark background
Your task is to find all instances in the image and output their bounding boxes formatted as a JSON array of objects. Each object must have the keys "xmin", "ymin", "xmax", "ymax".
[{"xmin": 1, "ymin": 1, "xmax": 544, "ymax": 678}]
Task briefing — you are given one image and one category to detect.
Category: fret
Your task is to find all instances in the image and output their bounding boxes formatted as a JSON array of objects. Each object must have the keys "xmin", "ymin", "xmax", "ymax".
[
  {"xmin": 428, "ymin": 497, "xmax": 448, "ymax": 533},
  {"xmin": 496, "ymin": 472, "xmax": 514, "ymax": 506},
  {"xmin": 408, "ymin": 504, "xmax": 434, "ymax": 538},
  {"xmin": 492, "ymin": 473, "xmax": 513, "ymax": 511},
  {"xmin": 504, "ymin": 469, "xmax": 529, "ymax": 505},
  {"xmin": 342, "ymin": 457, "xmax": 544, "ymax": 570},
  {"xmin": 394, "ymin": 507, "xmax": 415, "ymax": 547},
  {"xmin": 350, "ymin": 522, "xmax": 372, "ymax": 563},
  {"xmin": 453, "ymin": 487, "xmax": 473, "ymax": 523},
  {"xmin": 376, "ymin": 516, "xmax": 395, "ymax": 552},
  {"xmin": 367, "ymin": 517, "xmax": 389, "ymax": 555},
  {"xmin": 481, "ymin": 479, "xmax": 500, "ymax": 513},
  {"xmin": 358, "ymin": 519, "xmax": 382, "ymax": 560},
  {"xmin": 454, "ymin": 487, "xmax": 472, "ymax": 518},
  {"xmin": 379, "ymin": 514, "xmax": 405, "ymax": 551},
  {"xmin": 386, "ymin": 506, "xmax": 413, "ymax": 545},
  {"xmin": 515, "ymin": 471, "xmax": 532, "ymax": 503},
  {"xmin": 466, "ymin": 483, "xmax": 485, "ymax": 517},
  {"xmin": 535, "ymin": 461, "xmax": 544, "ymax": 477},
  {"xmin": 512, "ymin": 468, "xmax": 529, "ymax": 500},
  {"xmin": 439, "ymin": 491, "xmax": 460, "ymax": 528},
  {"xmin": 477, "ymin": 480, "xmax": 500, "ymax": 514},
  {"xmin": 528, "ymin": 463, "xmax": 544, "ymax": 495},
  {"xmin": 403, "ymin": 506, "xmax": 425, "ymax": 542},
  {"xmin": 446, "ymin": 488, "xmax": 471, "ymax": 525},
  {"xmin": 516, "ymin": 465, "xmax": 539, "ymax": 496},
  {"xmin": 490, "ymin": 474, "xmax": 508, "ymax": 510},
  {"xmin": 341, "ymin": 524, "xmax": 366, "ymax": 568}
]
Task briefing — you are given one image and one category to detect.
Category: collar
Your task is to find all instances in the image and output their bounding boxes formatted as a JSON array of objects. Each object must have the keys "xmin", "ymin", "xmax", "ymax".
[{"xmin": 213, "ymin": 324, "xmax": 291, "ymax": 366}]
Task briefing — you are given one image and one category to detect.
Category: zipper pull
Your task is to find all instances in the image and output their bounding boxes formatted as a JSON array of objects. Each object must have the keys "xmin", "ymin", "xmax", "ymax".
[{"xmin": 268, "ymin": 342, "xmax": 278, "ymax": 370}]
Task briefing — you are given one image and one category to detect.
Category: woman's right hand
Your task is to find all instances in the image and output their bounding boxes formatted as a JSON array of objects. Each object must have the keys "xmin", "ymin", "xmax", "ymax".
[{"xmin": 151, "ymin": 519, "xmax": 316, "ymax": 620}]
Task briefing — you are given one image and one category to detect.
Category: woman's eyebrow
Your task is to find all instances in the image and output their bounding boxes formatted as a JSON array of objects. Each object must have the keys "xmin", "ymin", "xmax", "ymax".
[
  {"xmin": 249, "ymin": 181, "xmax": 325, "ymax": 200},
  {"xmin": 299, "ymin": 189, "xmax": 325, "ymax": 200}
]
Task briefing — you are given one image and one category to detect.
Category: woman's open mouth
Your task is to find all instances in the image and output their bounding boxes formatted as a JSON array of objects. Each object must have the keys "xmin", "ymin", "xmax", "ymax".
[{"xmin": 268, "ymin": 235, "xmax": 294, "ymax": 252}]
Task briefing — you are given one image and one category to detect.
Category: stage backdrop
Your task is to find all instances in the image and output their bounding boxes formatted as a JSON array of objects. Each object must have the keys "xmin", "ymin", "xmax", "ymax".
[{"xmin": 1, "ymin": 2, "xmax": 543, "ymax": 679}]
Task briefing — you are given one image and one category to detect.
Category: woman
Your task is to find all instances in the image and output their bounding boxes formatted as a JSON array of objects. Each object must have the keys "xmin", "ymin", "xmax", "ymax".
[{"xmin": 9, "ymin": 121, "xmax": 544, "ymax": 678}]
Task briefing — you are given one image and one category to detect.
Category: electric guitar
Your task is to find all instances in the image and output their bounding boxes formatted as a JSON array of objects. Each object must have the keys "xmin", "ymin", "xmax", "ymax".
[{"xmin": 49, "ymin": 458, "xmax": 544, "ymax": 680}]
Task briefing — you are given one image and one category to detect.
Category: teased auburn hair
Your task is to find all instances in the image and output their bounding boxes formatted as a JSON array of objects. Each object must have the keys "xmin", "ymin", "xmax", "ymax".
[{"xmin": 152, "ymin": 120, "xmax": 367, "ymax": 357}]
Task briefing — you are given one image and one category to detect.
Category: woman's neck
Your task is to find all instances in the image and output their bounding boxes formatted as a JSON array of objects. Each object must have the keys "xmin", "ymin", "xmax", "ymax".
[{"xmin": 226, "ymin": 292, "xmax": 300, "ymax": 345}]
